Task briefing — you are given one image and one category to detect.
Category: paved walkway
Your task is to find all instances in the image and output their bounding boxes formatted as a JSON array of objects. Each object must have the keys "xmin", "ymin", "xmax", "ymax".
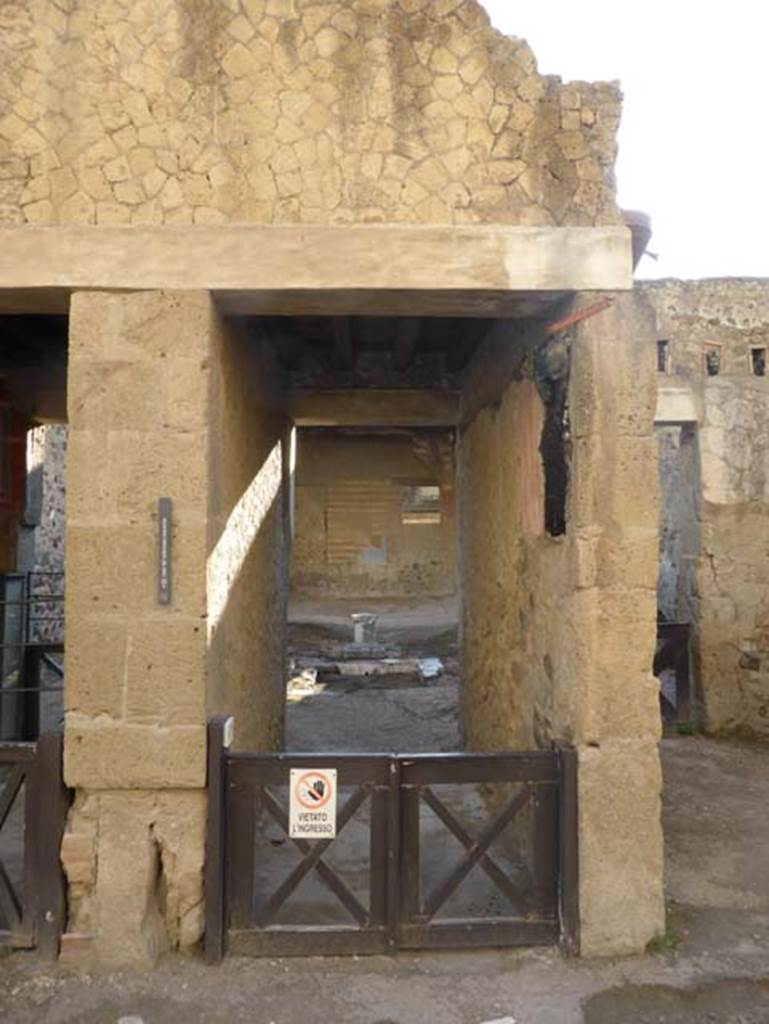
[{"xmin": 2, "ymin": 736, "xmax": 769, "ymax": 1022}]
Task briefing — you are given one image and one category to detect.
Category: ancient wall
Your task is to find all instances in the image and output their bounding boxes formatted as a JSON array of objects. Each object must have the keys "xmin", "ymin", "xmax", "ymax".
[
  {"xmin": 458, "ymin": 292, "xmax": 664, "ymax": 955},
  {"xmin": 291, "ymin": 428, "xmax": 456, "ymax": 598},
  {"xmin": 645, "ymin": 279, "xmax": 769, "ymax": 380},
  {"xmin": 0, "ymin": 0, "xmax": 621, "ymax": 229},
  {"xmin": 0, "ymin": 401, "xmax": 29, "ymax": 571},
  {"xmin": 8, "ymin": 0, "xmax": 656, "ymax": 966},
  {"xmin": 643, "ymin": 279, "xmax": 769, "ymax": 737},
  {"xmin": 458, "ymin": 362, "xmax": 542, "ymax": 752},
  {"xmin": 656, "ymin": 423, "xmax": 699, "ymax": 625},
  {"xmin": 62, "ymin": 289, "xmax": 214, "ymax": 964},
  {"xmin": 18, "ymin": 422, "xmax": 67, "ymax": 577},
  {"xmin": 206, "ymin": 318, "xmax": 288, "ymax": 751},
  {"xmin": 60, "ymin": 290, "xmax": 289, "ymax": 963},
  {"xmin": 698, "ymin": 378, "xmax": 769, "ymax": 736}
]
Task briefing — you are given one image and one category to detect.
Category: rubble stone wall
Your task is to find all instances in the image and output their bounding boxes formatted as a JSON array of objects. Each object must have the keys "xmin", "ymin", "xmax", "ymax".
[
  {"xmin": 0, "ymin": 0, "xmax": 622, "ymax": 229},
  {"xmin": 19, "ymin": 423, "xmax": 67, "ymax": 577},
  {"xmin": 643, "ymin": 279, "xmax": 769, "ymax": 737}
]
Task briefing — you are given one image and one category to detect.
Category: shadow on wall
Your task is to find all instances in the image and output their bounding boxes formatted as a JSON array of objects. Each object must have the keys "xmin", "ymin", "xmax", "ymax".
[{"xmin": 205, "ymin": 319, "xmax": 289, "ymax": 754}]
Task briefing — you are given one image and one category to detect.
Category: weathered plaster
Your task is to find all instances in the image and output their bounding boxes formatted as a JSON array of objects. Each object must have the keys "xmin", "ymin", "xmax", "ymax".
[
  {"xmin": 206, "ymin": 316, "xmax": 289, "ymax": 751},
  {"xmin": 0, "ymin": 223, "xmax": 632, "ymax": 316},
  {"xmin": 458, "ymin": 292, "xmax": 664, "ymax": 955},
  {"xmin": 292, "ymin": 428, "xmax": 456, "ymax": 598}
]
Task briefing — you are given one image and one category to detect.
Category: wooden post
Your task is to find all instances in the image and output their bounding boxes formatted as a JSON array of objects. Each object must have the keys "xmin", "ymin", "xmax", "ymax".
[
  {"xmin": 399, "ymin": 767, "xmax": 421, "ymax": 924},
  {"xmin": 32, "ymin": 732, "xmax": 70, "ymax": 959},
  {"xmin": 385, "ymin": 758, "xmax": 401, "ymax": 949},
  {"xmin": 205, "ymin": 715, "xmax": 232, "ymax": 963},
  {"xmin": 531, "ymin": 777, "xmax": 559, "ymax": 918},
  {"xmin": 557, "ymin": 743, "xmax": 579, "ymax": 955}
]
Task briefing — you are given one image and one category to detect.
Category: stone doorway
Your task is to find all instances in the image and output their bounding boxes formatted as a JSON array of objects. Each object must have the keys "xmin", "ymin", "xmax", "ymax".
[
  {"xmin": 286, "ymin": 415, "xmax": 460, "ymax": 754},
  {"xmin": 50, "ymin": 281, "xmax": 664, "ymax": 963}
]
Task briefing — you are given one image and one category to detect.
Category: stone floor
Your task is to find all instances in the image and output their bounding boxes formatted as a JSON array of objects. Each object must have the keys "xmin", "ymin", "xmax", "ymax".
[{"xmin": 286, "ymin": 595, "xmax": 461, "ymax": 753}]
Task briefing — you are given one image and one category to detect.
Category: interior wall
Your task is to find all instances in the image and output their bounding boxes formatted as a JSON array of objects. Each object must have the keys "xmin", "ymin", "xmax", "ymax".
[
  {"xmin": 206, "ymin": 319, "xmax": 288, "ymax": 752},
  {"xmin": 291, "ymin": 429, "xmax": 456, "ymax": 600},
  {"xmin": 458, "ymin": 294, "xmax": 664, "ymax": 956},
  {"xmin": 458, "ymin": 362, "xmax": 543, "ymax": 752}
]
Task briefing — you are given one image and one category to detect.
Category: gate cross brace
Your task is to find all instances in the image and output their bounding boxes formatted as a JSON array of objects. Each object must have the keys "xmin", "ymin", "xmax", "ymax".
[
  {"xmin": 257, "ymin": 785, "xmax": 371, "ymax": 928},
  {"xmin": 422, "ymin": 785, "xmax": 530, "ymax": 920},
  {"xmin": 0, "ymin": 765, "xmax": 24, "ymax": 832},
  {"xmin": 0, "ymin": 766, "xmax": 25, "ymax": 929},
  {"xmin": 420, "ymin": 785, "xmax": 529, "ymax": 916}
]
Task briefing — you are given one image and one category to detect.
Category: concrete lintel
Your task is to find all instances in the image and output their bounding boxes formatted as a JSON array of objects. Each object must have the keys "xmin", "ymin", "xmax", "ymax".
[
  {"xmin": 0, "ymin": 224, "xmax": 632, "ymax": 316},
  {"xmin": 289, "ymin": 389, "xmax": 459, "ymax": 427}
]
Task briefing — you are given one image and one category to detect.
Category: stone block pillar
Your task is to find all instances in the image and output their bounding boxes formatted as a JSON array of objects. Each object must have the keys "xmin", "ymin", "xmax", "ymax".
[
  {"xmin": 63, "ymin": 290, "xmax": 215, "ymax": 964},
  {"xmin": 569, "ymin": 291, "xmax": 665, "ymax": 955}
]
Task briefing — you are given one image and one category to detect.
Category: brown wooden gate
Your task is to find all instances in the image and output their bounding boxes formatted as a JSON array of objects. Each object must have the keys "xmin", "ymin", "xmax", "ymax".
[
  {"xmin": 205, "ymin": 717, "xmax": 578, "ymax": 961},
  {"xmin": 0, "ymin": 733, "xmax": 69, "ymax": 956}
]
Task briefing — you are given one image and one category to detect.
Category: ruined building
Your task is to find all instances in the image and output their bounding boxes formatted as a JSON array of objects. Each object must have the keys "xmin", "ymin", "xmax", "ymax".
[
  {"xmin": 647, "ymin": 279, "xmax": 769, "ymax": 738},
  {"xmin": 0, "ymin": 0, "xmax": 678, "ymax": 965}
]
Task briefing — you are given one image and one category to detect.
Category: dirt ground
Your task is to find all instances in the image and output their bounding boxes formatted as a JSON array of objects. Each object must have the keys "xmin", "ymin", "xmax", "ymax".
[
  {"xmin": 286, "ymin": 597, "xmax": 460, "ymax": 753},
  {"xmin": 2, "ymin": 602, "xmax": 769, "ymax": 1022}
]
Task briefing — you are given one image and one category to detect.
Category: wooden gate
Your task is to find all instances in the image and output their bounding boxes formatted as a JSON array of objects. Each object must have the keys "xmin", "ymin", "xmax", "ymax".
[
  {"xmin": 0, "ymin": 733, "xmax": 69, "ymax": 955},
  {"xmin": 205, "ymin": 717, "xmax": 578, "ymax": 960}
]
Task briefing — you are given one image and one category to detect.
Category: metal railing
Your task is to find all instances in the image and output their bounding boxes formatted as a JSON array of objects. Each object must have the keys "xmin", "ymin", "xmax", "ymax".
[{"xmin": 0, "ymin": 572, "xmax": 64, "ymax": 742}]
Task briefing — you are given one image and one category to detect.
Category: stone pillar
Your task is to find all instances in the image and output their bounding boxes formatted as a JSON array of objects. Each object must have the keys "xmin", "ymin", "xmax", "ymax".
[
  {"xmin": 62, "ymin": 290, "xmax": 214, "ymax": 964},
  {"xmin": 569, "ymin": 291, "xmax": 665, "ymax": 955}
]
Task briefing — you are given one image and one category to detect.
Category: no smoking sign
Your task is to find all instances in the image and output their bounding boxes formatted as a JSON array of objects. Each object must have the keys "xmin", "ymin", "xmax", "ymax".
[{"xmin": 289, "ymin": 768, "xmax": 337, "ymax": 839}]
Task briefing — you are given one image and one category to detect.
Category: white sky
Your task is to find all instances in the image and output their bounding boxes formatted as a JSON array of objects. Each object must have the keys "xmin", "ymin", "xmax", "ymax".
[{"xmin": 482, "ymin": 1, "xmax": 768, "ymax": 280}]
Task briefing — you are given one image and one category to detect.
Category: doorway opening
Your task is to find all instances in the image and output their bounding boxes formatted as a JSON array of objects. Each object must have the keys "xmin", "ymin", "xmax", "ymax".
[
  {"xmin": 203, "ymin": 306, "xmax": 579, "ymax": 953},
  {"xmin": 207, "ymin": 306, "xmax": 579, "ymax": 761},
  {"xmin": 655, "ymin": 422, "xmax": 701, "ymax": 726},
  {"xmin": 287, "ymin": 425, "xmax": 460, "ymax": 754}
]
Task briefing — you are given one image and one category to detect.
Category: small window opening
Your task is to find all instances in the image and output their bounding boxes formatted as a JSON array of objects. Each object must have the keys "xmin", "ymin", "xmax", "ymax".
[
  {"xmin": 402, "ymin": 484, "xmax": 441, "ymax": 525},
  {"xmin": 541, "ymin": 408, "xmax": 568, "ymax": 537},
  {"xmin": 750, "ymin": 347, "xmax": 766, "ymax": 377},
  {"xmin": 656, "ymin": 339, "xmax": 670, "ymax": 373},
  {"xmin": 534, "ymin": 334, "xmax": 570, "ymax": 538},
  {"xmin": 704, "ymin": 346, "xmax": 721, "ymax": 377}
]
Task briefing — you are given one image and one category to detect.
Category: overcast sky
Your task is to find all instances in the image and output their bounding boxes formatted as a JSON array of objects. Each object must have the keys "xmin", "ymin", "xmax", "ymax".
[{"xmin": 482, "ymin": 1, "xmax": 768, "ymax": 280}]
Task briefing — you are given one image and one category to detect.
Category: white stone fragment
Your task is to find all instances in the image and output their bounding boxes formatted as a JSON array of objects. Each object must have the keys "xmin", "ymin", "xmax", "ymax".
[{"xmin": 418, "ymin": 657, "xmax": 444, "ymax": 679}]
